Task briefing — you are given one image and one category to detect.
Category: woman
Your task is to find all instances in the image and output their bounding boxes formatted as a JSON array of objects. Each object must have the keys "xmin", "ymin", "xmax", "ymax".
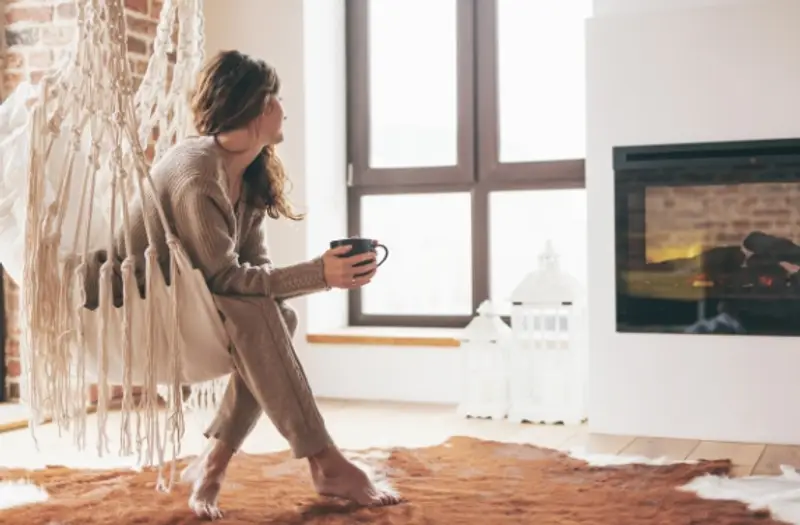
[{"xmin": 121, "ymin": 50, "xmax": 400, "ymax": 519}]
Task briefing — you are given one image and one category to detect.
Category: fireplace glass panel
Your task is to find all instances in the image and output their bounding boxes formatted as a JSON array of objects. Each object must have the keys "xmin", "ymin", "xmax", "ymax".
[{"xmin": 614, "ymin": 139, "xmax": 800, "ymax": 336}]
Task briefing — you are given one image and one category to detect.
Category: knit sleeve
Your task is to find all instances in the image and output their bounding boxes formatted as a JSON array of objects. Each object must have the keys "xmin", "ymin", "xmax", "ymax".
[
  {"xmin": 238, "ymin": 211, "xmax": 274, "ymax": 269},
  {"xmin": 172, "ymin": 180, "xmax": 328, "ymax": 298},
  {"xmin": 239, "ymin": 211, "xmax": 330, "ymax": 299}
]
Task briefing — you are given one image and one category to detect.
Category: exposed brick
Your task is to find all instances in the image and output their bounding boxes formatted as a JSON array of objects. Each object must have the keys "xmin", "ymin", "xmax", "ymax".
[
  {"xmin": 5, "ymin": 27, "xmax": 39, "ymax": 47},
  {"xmin": 151, "ymin": 0, "xmax": 163, "ymax": 19},
  {"xmin": 6, "ymin": 382, "xmax": 20, "ymax": 402},
  {"xmin": 131, "ymin": 58, "xmax": 149, "ymax": 76},
  {"xmin": 4, "ymin": 71, "xmax": 25, "ymax": 94},
  {"xmin": 127, "ymin": 35, "xmax": 148, "ymax": 56},
  {"xmin": 55, "ymin": 1, "xmax": 77, "ymax": 20},
  {"xmin": 40, "ymin": 25, "xmax": 76, "ymax": 47},
  {"xmin": 5, "ymin": 339, "xmax": 18, "ymax": 358},
  {"xmin": 6, "ymin": 5, "xmax": 54, "ymax": 25},
  {"xmin": 132, "ymin": 75, "xmax": 143, "ymax": 94},
  {"xmin": 28, "ymin": 50, "xmax": 52, "ymax": 69},
  {"xmin": 125, "ymin": 0, "xmax": 149, "ymax": 15},
  {"xmin": 646, "ymin": 182, "xmax": 800, "ymax": 263},
  {"xmin": 126, "ymin": 14, "xmax": 156, "ymax": 37},
  {"xmin": 29, "ymin": 70, "xmax": 46, "ymax": 84},
  {"xmin": 5, "ymin": 51, "xmax": 24, "ymax": 69},
  {"xmin": 5, "ymin": 358, "xmax": 20, "ymax": 380}
]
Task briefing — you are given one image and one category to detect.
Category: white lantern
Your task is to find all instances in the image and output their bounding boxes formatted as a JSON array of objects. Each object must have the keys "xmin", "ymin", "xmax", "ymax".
[
  {"xmin": 507, "ymin": 241, "xmax": 588, "ymax": 425},
  {"xmin": 456, "ymin": 300, "xmax": 512, "ymax": 420}
]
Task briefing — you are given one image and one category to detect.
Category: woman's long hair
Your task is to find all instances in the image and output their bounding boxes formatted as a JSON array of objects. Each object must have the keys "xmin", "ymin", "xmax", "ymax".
[{"xmin": 189, "ymin": 50, "xmax": 302, "ymax": 220}]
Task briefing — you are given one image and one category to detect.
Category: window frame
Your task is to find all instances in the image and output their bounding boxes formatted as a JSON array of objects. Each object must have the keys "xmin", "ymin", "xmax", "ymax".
[{"xmin": 345, "ymin": 0, "xmax": 586, "ymax": 327}]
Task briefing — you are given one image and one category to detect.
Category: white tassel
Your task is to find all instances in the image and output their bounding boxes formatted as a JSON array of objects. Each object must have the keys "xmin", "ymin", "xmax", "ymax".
[
  {"xmin": 96, "ymin": 260, "xmax": 113, "ymax": 456},
  {"xmin": 119, "ymin": 259, "xmax": 136, "ymax": 457},
  {"xmin": 165, "ymin": 241, "xmax": 186, "ymax": 490},
  {"xmin": 72, "ymin": 261, "xmax": 89, "ymax": 451}
]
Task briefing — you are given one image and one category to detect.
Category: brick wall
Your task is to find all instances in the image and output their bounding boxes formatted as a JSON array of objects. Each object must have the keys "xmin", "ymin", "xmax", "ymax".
[
  {"xmin": 2, "ymin": 0, "xmax": 161, "ymax": 402},
  {"xmin": 645, "ymin": 182, "xmax": 800, "ymax": 263}
]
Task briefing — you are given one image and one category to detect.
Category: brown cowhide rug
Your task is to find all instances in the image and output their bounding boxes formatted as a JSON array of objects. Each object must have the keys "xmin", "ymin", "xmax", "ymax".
[{"xmin": 0, "ymin": 436, "xmax": 785, "ymax": 524}]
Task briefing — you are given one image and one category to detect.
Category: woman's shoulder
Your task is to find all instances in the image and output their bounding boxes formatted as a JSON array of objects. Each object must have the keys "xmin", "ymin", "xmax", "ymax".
[
  {"xmin": 152, "ymin": 136, "xmax": 220, "ymax": 182},
  {"xmin": 150, "ymin": 137, "xmax": 222, "ymax": 201}
]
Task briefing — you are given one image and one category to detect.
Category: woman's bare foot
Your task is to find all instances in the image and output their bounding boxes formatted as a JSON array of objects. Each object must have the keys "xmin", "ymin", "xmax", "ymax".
[
  {"xmin": 181, "ymin": 439, "xmax": 233, "ymax": 521},
  {"xmin": 309, "ymin": 447, "xmax": 401, "ymax": 507}
]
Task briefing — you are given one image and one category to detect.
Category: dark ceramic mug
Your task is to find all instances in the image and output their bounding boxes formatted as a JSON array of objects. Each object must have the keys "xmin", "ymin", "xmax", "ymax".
[{"xmin": 329, "ymin": 237, "xmax": 389, "ymax": 277}]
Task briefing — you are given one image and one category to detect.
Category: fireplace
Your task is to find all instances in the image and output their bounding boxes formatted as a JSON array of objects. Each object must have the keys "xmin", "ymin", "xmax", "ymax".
[{"xmin": 614, "ymin": 138, "xmax": 800, "ymax": 336}]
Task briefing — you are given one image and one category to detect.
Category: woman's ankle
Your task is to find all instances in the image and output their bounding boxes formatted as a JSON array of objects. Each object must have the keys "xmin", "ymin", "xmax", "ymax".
[
  {"xmin": 308, "ymin": 445, "xmax": 363, "ymax": 478},
  {"xmin": 309, "ymin": 445, "xmax": 339, "ymax": 468},
  {"xmin": 204, "ymin": 438, "xmax": 234, "ymax": 474}
]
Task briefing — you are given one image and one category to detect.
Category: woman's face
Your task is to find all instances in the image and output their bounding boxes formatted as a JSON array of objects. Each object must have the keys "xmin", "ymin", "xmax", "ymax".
[{"xmin": 258, "ymin": 94, "xmax": 285, "ymax": 145}]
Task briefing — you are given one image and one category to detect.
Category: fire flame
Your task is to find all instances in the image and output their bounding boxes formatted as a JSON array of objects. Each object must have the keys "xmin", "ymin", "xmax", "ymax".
[{"xmin": 646, "ymin": 243, "xmax": 705, "ymax": 264}]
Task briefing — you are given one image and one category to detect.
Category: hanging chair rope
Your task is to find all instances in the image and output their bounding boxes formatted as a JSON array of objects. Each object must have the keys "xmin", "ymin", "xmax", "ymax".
[{"xmin": 18, "ymin": 0, "xmax": 217, "ymax": 491}]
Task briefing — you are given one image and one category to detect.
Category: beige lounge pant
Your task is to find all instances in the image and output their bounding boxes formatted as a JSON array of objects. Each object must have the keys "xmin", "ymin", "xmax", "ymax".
[{"xmin": 204, "ymin": 295, "xmax": 333, "ymax": 458}]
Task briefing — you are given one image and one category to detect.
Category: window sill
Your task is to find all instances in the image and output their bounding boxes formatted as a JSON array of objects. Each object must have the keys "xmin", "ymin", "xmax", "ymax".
[{"xmin": 305, "ymin": 326, "xmax": 462, "ymax": 348}]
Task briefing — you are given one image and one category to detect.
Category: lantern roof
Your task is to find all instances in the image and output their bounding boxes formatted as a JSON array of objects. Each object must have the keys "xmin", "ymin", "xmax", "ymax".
[
  {"xmin": 510, "ymin": 240, "xmax": 585, "ymax": 304},
  {"xmin": 461, "ymin": 300, "xmax": 511, "ymax": 340}
]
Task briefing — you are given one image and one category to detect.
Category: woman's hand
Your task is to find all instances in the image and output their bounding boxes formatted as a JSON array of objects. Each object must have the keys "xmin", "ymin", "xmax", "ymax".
[{"xmin": 321, "ymin": 245, "xmax": 379, "ymax": 289}]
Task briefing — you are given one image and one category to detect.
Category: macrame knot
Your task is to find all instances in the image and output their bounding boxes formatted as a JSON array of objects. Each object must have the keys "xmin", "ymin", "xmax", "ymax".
[
  {"xmin": 99, "ymin": 260, "xmax": 114, "ymax": 279},
  {"xmin": 165, "ymin": 236, "xmax": 180, "ymax": 251},
  {"xmin": 39, "ymin": 72, "xmax": 59, "ymax": 90},
  {"xmin": 43, "ymin": 203, "xmax": 60, "ymax": 226},
  {"xmin": 144, "ymin": 245, "xmax": 158, "ymax": 261},
  {"xmin": 48, "ymin": 115, "xmax": 63, "ymax": 136},
  {"xmin": 90, "ymin": 141, "xmax": 102, "ymax": 169},
  {"xmin": 70, "ymin": 127, "xmax": 83, "ymax": 149},
  {"xmin": 120, "ymin": 258, "xmax": 134, "ymax": 274},
  {"xmin": 111, "ymin": 147, "xmax": 124, "ymax": 165}
]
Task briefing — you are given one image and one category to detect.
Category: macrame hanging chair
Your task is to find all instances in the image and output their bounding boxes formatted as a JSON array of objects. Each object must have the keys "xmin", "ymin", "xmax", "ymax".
[{"xmin": 0, "ymin": 0, "xmax": 232, "ymax": 489}]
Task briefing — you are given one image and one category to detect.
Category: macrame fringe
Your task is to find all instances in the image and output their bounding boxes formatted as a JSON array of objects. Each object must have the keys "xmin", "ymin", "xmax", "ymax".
[{"xmin": 19, "ymin": 0, "xmax": 215, "ymax": 493}]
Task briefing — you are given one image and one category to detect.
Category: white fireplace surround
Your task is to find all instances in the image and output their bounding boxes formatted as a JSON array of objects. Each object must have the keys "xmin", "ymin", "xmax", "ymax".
[{"xmin": 586, "ymin": 0, "xmax": 800, "ymax": 444}]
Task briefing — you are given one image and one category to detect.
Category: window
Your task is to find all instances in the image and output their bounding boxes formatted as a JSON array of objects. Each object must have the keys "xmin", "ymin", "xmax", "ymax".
[{"xmin": 346, "ymin": 0, "xmax": 592, "ymax": 327}]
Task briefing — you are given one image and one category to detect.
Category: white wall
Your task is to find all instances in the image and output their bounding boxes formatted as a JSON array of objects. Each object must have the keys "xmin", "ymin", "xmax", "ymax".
[
  {"xmin": 304, "ymin": 342, "xmax": 460, "ymax": 404},
  {"xmin": 594, "ymin": 0, "xmax": 762, "ymax": 16},
  {"xmin": 586, "ymin": 0, "xmax": 800, "ymax": 443}
]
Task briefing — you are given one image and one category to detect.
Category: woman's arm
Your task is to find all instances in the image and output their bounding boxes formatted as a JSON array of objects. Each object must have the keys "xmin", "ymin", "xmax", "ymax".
[
  {"xmin": 238, "ymin": 210, "xmax": 330, "ymax": 299},
  {"xmin": 172, "ymin": 179, "xmax": 328, "ymax": 297},
  {"xmin": 238, "ymin": 211, "xmax": 273, "ymax": 268}
]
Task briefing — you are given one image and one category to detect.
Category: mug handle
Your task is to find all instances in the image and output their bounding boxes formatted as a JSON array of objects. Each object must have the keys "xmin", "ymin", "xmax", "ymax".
[{"xmin": 374, "ymin": 244, "xmax": 389, "ymax": 267}]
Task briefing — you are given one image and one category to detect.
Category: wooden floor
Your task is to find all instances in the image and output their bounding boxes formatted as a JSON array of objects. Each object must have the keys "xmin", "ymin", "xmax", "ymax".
[{"xmin": 0, "ymin": 399, "xmax": 795, "ymax": 477}]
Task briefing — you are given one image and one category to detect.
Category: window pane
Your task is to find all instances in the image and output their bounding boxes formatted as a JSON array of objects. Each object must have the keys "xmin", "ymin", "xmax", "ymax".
[
  {"xmin": 496, "ymin": 0, "xmax": 593, "ymax": 163},
  {"xmin": 489, "ymin": 189, "xmax": 588, "ymax": 314},
  {"xmin": 360, "ymin": 193, "xmax": 472, "ymax": 315},
  {"xmin": 368, "ymin": 0, "xmax": 458, "ymax": 168}
]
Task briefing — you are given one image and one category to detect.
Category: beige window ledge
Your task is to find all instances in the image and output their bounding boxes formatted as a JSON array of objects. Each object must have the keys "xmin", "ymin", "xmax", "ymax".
[{"xmin": 305, "ymin": 327, "xmax": 462, "ymax": 348}]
